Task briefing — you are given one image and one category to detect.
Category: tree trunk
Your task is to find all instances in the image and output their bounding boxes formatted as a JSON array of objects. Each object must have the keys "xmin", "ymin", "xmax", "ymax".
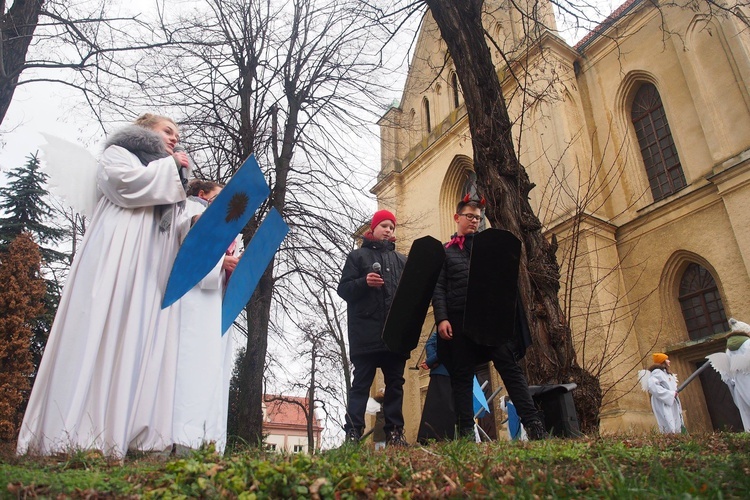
[
  {"xmin": 307, "ymin": 339, "xmax": 316, "ymax": 454},
  {"xmin": 424, "ymin": 0, "xmax": 601, "ymax": 432},
  {"xmin": 236, "ymin": 265, "xmax": 274, "ymax": 446},
  {"xmin": 0, "ymin": 0, "xmax": 44, "ymax": 125}
]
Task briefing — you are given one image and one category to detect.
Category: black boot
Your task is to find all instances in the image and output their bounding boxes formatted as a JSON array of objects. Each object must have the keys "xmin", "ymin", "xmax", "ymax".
[
  {"xmin": 525, "ymin": 419, "xmax": 549, "ymax": 440},
  {"xmin": 344, "ymin": 427, "xmax": 362, "ymax": 444},
  {"xmin": 385, "ymin": 428, "xmax": 408, "ymax": 447}
]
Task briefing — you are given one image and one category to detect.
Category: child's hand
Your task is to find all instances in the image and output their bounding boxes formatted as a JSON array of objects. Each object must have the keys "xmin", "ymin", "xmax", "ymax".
[
  {"xmin": 366, "ymin": 272, "xmax": 384, "ymax": 288},
  {"xmin": 222, "ymin": 255, "xmax": 239, "ymax": 272}
]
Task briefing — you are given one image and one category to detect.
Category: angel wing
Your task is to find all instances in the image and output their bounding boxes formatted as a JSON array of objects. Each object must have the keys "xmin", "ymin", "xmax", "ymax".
[
  {"xmin": 39, "ymin": 133, "xmax": 100, "ymax": 218},
  {"xmin": 706, "ymin": 352, "xmax": 732, "ymax": 383},
  {"xmin": 637, "ymin": 369, "xmax": 650, "ymax": 392},
  {"xmin": 729, "ymin": 317, "xmax": 750, "ymax": 335}
]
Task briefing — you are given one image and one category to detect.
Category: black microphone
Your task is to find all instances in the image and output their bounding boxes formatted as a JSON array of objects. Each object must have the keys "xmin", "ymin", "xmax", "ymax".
[
  {"xmin": 173, "ymin": 144, "xmax": 197, "ymax": 171},
  {"xmin": 372, "ymin": 262, "xmax": 382, "ymax": 275}
]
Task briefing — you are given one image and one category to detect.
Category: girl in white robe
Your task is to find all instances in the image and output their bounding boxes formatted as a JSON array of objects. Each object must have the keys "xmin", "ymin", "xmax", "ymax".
[
  {"xmin": 172, "ymin": 181, "xmax": 237, "ymax": 454},
  {"xmin": 639, "ymin": 353, "xmax": 684, "ymax": 434},
  {"xmin": 708, "ymin": 334, "xmax": 750, "ymax": 431},
  {"xmin": 17, "ymin": 114, "xmax": 190, "ymax": 457},
  {"xmin": 725, "ymin": 336, "xmax": 750, "ymax": 430}
]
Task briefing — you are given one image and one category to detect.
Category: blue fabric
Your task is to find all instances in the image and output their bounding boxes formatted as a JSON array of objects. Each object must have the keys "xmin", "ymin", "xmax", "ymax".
[
  {"xmin": 506, "ymin": 400, "xmax": 523, "ymax": 440},
  {"xmin": 425, "ymin": 332, "xmax": 449, "ymax": 376},
  {"xmin": 473, "ymin": 376, "xmax": 490, "ymax": 417}
]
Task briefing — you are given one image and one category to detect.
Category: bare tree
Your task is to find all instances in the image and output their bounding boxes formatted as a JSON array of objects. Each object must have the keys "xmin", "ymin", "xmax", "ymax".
[
  {"xmin": 107, "ymin": 0, "xmax": 391, "ymax": 446},
  {"xmin": 1, "ymin": 1, "xmax": 176, "ymax": 128}
]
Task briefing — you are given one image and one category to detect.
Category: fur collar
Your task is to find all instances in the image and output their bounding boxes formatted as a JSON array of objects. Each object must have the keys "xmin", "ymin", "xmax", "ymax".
[{"xmin": 105, "ymin": 125, "xmax": 170, "ymax": 166}]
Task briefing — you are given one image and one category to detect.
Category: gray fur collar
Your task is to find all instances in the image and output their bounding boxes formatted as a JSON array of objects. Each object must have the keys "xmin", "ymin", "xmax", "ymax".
[{"xmin": 105, "ymin": 125, "xmax": 169, "ymax": 166}]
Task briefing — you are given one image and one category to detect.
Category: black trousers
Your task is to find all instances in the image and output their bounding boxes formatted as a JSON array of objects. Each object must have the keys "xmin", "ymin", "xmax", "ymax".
[
  {"xmin": 344, "ymin": 351, "xmax": 406, "ymax": 434},
  {"xmin": 437, "ymin": 312, "xmax": 540, "ymax": 434}
]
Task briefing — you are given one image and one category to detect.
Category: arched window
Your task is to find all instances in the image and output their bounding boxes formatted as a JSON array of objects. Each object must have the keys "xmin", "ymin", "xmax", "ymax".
[
  {"xmin": 460, "ymin": 170, "xmax": 487, "ymax": 230},
  {"xmin": 423, "ymin": 97, "xmax": 432, "ymax": 134},
  {"xmin": 678, "ymin": 263, "xmax": 729, "ymax": 340},
  {"xmin": 631, "ymin": 83, "xmax": 686, "ymax": 202},
  {"xmin": 450, "ymin": 72, "xmax": 460, "ymax": 109}
]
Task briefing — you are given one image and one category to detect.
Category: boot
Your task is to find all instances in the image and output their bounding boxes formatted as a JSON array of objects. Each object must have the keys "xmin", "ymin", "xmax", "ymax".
[
  {"xmin": 344, "ymin": 427, "xmax": 362, "ymax": 444},
  {"xmin": 525, "ymin": 419, "xmax": 549, "ymax": 441},
  {"xmin": 458, "ymin": 426, "xmax": 475, "ymax": 440},
  {"xmin": 385, "ymin": 428, "xmax": 408, "ymax": 448}
]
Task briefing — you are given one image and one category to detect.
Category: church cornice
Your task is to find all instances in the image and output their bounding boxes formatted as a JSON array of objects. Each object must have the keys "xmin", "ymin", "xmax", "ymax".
[
  {"xmin": 616, "ymin": 179, "xmax": 722, "ymax": 243},
  {"xmin": 543, "ymin": 211, "xmax": 618, "ymax": 243}
]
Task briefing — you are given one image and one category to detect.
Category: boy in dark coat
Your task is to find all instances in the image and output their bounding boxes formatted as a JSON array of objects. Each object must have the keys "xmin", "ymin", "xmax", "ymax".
[
  {"xmin": 338, "ymin": 210, "xmax": 408, "ymax": 446},
  {"xmin": 432, "ymin": 197, "xmax": 547, "ymax": 440}
]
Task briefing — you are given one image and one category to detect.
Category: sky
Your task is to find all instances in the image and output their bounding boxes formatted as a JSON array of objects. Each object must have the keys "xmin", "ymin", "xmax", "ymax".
[{"xmin": 0, "ymin": 0, "xmax": 616, "ymax": 174}]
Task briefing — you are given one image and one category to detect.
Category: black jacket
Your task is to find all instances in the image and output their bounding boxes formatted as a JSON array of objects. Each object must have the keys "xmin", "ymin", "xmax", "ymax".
[
  {"xmin": 432, "ymin": 233, "xmax": 474, "ymax": 323},
  {"xmin": 432, "ymin": 232, "xmax": 532, "ymax": 358},
  {"xmin": 337, "ymin": 237, "xmax": 407, "ymax": 358}
]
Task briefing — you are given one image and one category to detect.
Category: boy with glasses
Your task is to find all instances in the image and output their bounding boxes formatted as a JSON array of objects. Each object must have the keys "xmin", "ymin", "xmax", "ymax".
[{"xmin": 432, "ymin": 196, "xmax": 547, "ymax": 440}]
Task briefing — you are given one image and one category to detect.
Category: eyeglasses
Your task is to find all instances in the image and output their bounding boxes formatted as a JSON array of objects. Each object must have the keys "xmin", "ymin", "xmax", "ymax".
[{"xmin": 458, "ymin": 213, "xmax": 483, "ymax": 222}]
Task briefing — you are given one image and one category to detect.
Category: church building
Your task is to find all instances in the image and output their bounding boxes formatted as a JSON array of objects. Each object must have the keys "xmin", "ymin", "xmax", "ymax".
[{"xmin": 372, "ymin": 0, "xmax": 750, "ymax": 438}]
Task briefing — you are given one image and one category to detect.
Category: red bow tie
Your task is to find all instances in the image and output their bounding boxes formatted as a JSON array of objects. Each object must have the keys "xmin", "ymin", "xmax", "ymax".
[{"xmin": 447, "ymin": 234, "xmax": 465, "ymax": 250}]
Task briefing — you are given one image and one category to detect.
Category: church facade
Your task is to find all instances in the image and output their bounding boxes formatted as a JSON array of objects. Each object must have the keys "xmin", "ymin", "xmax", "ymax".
[{"xmin": 372, "ymin": 0, "xmax": 750, "ymax": 438}]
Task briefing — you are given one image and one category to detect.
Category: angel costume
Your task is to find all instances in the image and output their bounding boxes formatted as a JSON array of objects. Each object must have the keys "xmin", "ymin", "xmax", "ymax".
[
  {"xmin": 648, "ymin": 367, "xmax": 682, "ymax": 434},
  {"xmin": 640, "ymin": 368, "xmax": 683, "ymax": 434},
  {"xmin": 707, "ymin": 335, "xmax": 750, "ymax": 431},
  {"xmin": 172, "ymin": 197, "xmax": 236, "ymax": 453},
  {"xmin": 17, "ymin": 126, "xmax": 189, "ymax": 457}
]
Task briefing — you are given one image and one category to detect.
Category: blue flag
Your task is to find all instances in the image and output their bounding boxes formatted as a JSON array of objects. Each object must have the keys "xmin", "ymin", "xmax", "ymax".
[
  {"xmin": 163, "ymin": 155, "xmax": 269, "ymax": 308},
  {"xmin": 222, "ymin": 208, "xmax": 289, "ymax": 333},
  {"xmin": 473, "ymin": 376, "xmax": 490, "ymax": 417}
]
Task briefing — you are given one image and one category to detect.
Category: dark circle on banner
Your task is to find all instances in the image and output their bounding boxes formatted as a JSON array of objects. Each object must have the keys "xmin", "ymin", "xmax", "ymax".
[{"xmin": 226, "ymin": 192, "xmax": 249, "ymax": 222}]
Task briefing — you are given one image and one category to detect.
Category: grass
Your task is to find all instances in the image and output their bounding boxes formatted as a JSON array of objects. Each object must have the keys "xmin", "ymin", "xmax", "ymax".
[{"xmin": 2, "ymin": 433, "xmax": 749, "ymax": 498}]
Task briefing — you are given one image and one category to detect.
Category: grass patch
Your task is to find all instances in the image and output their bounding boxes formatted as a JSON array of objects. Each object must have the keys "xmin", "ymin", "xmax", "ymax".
[{"xmin": 2, "ymin": 433, "xmax": 749, "ymax": 498}]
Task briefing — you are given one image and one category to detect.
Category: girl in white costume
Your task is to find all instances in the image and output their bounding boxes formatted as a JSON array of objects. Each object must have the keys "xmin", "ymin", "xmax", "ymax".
[
  {"xmin": 172, "ymin": 180, "xmax": 238, "ymax": 454},
  {"xmin": 639, "ymin": 353, "xmax": 684, "ymax": 434},
  {"xmin": 17, "ymin": 114, "xmax": 190, "ymax": 457},
  {"xmin": 707, "ymin": 324, "xmax": 750, "ymax": 432}
]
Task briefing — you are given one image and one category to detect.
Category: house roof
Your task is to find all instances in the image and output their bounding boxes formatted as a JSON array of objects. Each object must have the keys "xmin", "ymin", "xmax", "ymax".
[
  {"xmin": 263, "ymin": 395, "xmax": 323, "ymax": 430},
  {"xmin": 574, "ymin": 0, "xmax": 642, "ymax": 51}
]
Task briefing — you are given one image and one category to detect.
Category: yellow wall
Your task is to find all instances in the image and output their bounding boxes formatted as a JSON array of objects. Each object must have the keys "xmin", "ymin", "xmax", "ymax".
[{"xmin": 373, "ymin": 0, "xmax": 750, "ymax": 440}]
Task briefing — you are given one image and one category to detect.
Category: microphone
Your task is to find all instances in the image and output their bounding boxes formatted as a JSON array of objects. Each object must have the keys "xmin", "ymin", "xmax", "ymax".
[
  {"xmin": 372, "ymin": 262, "xmax": 382, "ymax": 275},
  {"xmin": 173, "ymin": 144, "xmax": 197, "ymax": 172}
]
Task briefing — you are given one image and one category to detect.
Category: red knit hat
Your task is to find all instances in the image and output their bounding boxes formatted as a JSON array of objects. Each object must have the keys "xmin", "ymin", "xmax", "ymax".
[{"xmin": 371, "ymin": 209, "xmax": 396, "ymax": 230}]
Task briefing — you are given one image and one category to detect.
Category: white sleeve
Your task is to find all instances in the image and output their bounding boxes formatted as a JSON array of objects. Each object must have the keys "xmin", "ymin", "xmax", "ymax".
[{"xmin": 97, "ymin": 145, "xmax": 186, "ymax": 208}]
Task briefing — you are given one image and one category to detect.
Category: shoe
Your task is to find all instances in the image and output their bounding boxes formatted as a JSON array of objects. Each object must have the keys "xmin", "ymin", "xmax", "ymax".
[
  {"xmin": 385, "ymin": 428, "xmax": 408, "ymax": 448},
  {"xmin": 344, "ymin": 427, "xmax": 362, "ymax": 444},
  {"xmin": 458, "ymin": 426, "xmax": 475, "ymax": 440},
  {"xmin": 525, "ymin": 419, "xmax": 549, "ymax": 440}
]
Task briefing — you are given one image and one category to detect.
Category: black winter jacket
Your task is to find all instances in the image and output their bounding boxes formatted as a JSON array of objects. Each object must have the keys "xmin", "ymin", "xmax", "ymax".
[
  {"xmin": 432, "ymin": 233, "xmax": 475, "ymax": 323},
  {"xmin": 337, "ymin": 237, "xmax": 407, "ymax": 358},
  {"xmin": 432, "ymin": 232, "xmax": 532, "ymax": 358}
]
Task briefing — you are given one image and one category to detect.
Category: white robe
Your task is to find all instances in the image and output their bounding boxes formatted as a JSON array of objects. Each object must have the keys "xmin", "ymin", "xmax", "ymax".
[
  {"xmin": 726, "ymin": 339, "xmax": 750, "ymax": 431},
  {"xmin": 647, "ymin": 369, "xmax": 683, "ymax": 434},
  {"xmin": 172, "ymin": 199, "xmax": 236, "ymax": 453},
  {"xmin": 17, "ymin": 145, "xmax": 186, "ymax": 457}
]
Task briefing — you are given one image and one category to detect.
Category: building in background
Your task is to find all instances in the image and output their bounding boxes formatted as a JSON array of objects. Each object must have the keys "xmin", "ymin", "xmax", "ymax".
[
  {"xmin": 373, "ymin": 0, "xmax": 750, "ymax": 439},
  {"xmin": 262, "ymin": 395, "xmax": 323, "ymax": 453}
]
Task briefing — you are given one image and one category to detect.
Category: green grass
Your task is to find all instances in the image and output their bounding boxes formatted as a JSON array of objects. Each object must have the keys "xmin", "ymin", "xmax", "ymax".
[{"xmin": 2, "ymin": 433, "xmax": 749, "ymax": 498}]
